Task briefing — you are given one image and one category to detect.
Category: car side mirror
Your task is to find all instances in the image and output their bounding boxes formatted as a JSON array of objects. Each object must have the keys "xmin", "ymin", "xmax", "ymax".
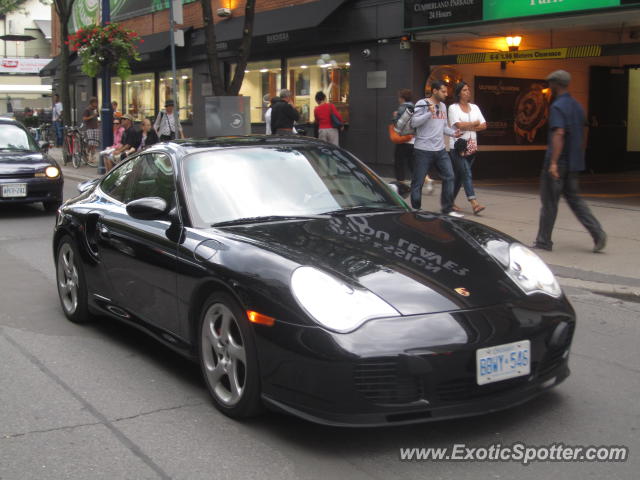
[
  {"xmin": 126, "ymin": 197, "xmax": 170, "ymax": 220},
  {"xmin": 77, "ymin": 178, "xmax": 100, "ymax": 194},
  {"xmin": 39, "ymin": 140, "xmax": 50, "ymax": 153}
]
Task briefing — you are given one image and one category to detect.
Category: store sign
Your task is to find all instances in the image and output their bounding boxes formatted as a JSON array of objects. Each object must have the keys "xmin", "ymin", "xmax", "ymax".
[
  {"xmin": 475, "ymin": 76, "xmax": 549, "ymax": 145},
  {"xmin": 404, "ymin": 0, "xmax": 483, "ymax": 30},
  {"xmin": 404, "ymin": 0, "xmax": 640, "ymax": 30},
  {"xmin": 266, "ymin": 33, "xmax": 290, "ymax": 45},
  {"xmin": 484, "ymin": 0, "xmax": 619, "ymax": 21},
  {"xmin": 0, "ymin": 58, "xmax": 51, "ymax": 74}
]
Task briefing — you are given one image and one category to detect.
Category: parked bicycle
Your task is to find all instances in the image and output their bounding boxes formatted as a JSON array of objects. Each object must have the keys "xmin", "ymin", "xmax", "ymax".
[{"xmin": 63, "ymin": 126, "xmax": 96, "ymax": 168}]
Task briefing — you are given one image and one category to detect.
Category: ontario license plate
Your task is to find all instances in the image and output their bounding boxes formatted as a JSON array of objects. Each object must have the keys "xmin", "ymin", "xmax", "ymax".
[
  {"xmin": 1, "ymin": 183, "xmax": 27, "ymax": 197},
  {"xmin": 476, "ymin": 340, "xmax": 530, "ymax": 385}
]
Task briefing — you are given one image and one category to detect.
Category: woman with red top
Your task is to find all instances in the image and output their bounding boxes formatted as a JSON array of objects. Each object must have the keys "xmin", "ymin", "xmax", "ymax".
[{"xmin": 313, "ymin": 91, "xmax": 343, "ymax": 146}]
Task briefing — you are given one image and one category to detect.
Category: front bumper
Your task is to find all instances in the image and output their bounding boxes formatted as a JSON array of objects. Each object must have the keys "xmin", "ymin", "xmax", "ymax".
[
  {"xmin": 254, "ymin": 299, "xmax": 575, "ymax": 427},
  {"xmin": 0, "ymin": 176, "xmax": 63, "ymax": 205}
]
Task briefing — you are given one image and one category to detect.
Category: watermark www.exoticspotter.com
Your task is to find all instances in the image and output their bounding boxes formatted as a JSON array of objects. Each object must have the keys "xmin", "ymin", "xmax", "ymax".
[{"xmin": 399, "ymin": 443, "xmax": 629, "ymax": 465}]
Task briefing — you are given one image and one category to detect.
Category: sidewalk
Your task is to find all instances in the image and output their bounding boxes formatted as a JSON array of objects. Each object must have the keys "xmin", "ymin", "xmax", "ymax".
[{"xmin": 50, "ymin": 146, "xmax": 640, "ymax": 297}]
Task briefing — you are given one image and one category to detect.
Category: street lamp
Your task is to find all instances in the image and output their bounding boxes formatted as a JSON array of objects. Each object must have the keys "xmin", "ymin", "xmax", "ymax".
[{"xmin": 501, "ymin": 36, "xmax": 523, "ymax": 70}]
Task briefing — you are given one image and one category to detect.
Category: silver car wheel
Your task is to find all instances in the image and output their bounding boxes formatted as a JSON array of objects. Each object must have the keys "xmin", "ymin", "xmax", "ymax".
[
  {"xmin": 57, "ymin": 243, "xmax": 79, "ymax": 315},
  {"xmin": 201, "ymin": 302, "xmax": 247, "ymax": 406}
]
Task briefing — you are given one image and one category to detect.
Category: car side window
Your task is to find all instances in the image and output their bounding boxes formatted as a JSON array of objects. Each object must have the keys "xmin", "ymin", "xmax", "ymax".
[
  {"xmin": 128, "ymin": 153, "xmax": 176, "ymax": 206},
  {"xmin": 100, "ymin": 158, "xmax": 136, "ymax": 203}
]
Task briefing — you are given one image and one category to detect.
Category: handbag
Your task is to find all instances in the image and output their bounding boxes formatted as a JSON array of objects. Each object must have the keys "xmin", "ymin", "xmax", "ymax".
[
  {"xmin": 388, "ymin": 124, "xmax": 413, "ymax": 144},
  {"xmin": 394, "ymin": 105, "xmax": 415, "ymax": 136},
  {"xmin": 330, "ymin": 105, "xmax": 343, "ymax": 128},
  {"xmin": 453, "ymin": 138, "xmax": 468, "ymax": 155}
]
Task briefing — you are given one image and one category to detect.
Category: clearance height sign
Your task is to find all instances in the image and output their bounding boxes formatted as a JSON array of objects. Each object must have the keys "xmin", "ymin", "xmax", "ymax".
[{"xmin": 405, "ymin": 0, "xmax": 640, "ymax": 31}]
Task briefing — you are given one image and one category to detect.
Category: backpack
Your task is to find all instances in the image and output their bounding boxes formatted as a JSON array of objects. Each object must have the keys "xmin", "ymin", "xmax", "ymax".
[{"xmin": 394, "ymin": 105, "xmax": 415, "ymax": 136}]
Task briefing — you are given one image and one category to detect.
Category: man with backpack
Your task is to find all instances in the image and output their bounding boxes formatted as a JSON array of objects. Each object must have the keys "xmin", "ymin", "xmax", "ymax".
[{"xmin": 410, "ymin": 81, "xmax": 462, "ymax": 216}]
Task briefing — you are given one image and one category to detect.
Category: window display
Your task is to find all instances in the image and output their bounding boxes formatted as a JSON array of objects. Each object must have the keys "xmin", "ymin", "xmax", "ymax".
[
  {"xmin": 287, "ymin": 53, "xmax": 350, "ymax": 124},
  {"xmin": 237, "ymin": 59, "xmax": 282, "ymax": 123},
  {"xmin": 159, "ymin": 69, "xmax": 193, "ymax": 121}
]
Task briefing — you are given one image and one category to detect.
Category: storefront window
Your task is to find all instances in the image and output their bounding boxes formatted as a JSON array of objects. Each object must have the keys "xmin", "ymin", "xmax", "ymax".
[
  {"xmin": 287, "ymin": 53, "xmax": 350, "ymax": 124},
  {"xmin": 96, "ymin": 76, "xmax": 123, "ymax": 116},
  {"xmin": 238, "ymin": 59, "xmax": 282, "ymax": 123},
  {"xmin": 126, "ymin": 73, "xmax": 155, "ymax": 121},
  {"xmin": 159, "ymin": 69, "xmax": 193, "ymax": 121}
]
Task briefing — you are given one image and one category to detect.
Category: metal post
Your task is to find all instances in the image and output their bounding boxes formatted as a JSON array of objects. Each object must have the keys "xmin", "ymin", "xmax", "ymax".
[
  {"xmin": 169, "ymin": 0, "xmax": 179, "ymax": 137},
  {"xmin": 98, "ymin": 0, "xmax": 112, "ymax": 175}
]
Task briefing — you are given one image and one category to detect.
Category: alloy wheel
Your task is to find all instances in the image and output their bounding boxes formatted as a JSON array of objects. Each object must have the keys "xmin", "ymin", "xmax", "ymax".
[
  {"xmin": 57, "ymin": 243, "xmax": 79, "ymax": 315},
  {"xmin": 201, "ymin": 303, "xmax": 247, "ymax": 406}
]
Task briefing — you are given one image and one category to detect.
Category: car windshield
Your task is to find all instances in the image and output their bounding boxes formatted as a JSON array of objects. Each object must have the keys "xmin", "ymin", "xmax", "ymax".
[
  {"xmin": 0, "ymin": 124, "xmax": 37, "ymax": 151},
  {"xmin": 182, "ymin": 145, "xmax": 408, "ymax": 227}
]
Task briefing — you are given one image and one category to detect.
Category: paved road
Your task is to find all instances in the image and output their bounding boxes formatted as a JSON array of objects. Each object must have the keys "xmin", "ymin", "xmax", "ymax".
[{"xmin": 0, "ymin": 179, "xmax": 638, "ymax": 479}]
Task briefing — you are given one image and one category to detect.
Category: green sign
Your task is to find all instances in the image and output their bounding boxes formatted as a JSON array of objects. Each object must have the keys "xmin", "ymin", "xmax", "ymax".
[
  {"xmin": 404, "ymin": 0, "xmax": 640, "ymax": 32},
  {"xmin": 70, "ymin": 0, "xmax": 197, "ymax": 33},
  {"xmin": 484, "ymin": 0, "xmax": 620, "ymax": 21}
]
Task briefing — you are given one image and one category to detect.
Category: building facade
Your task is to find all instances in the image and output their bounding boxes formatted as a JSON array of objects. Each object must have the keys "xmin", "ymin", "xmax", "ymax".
[
  {"xmin": 1, "ymin": 0, "xmax": 52, "ymax": 114},
  {"xmin": 44, "ymin": 0, "xmax": 640, "ymax": 176}
]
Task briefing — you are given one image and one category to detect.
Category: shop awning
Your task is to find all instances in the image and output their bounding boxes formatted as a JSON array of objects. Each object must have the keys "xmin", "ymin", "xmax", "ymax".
[
  {"xmin": 137, "ymin": 31, "xmax": 172, "ymax": 55},
  {"xmin": 214, "ymin": 0, "xmax": 347, "ymax": 42},
  {"xmin": 34, "ymin": 20, "xmax": 52, "ymax": 40},
  {"xmin": 39, "ymin": 52, "xmax": 78, "ymax": 77},
  {"xmin": 0, "ymin": 84, "xmax": 52, "ymax": 94}
]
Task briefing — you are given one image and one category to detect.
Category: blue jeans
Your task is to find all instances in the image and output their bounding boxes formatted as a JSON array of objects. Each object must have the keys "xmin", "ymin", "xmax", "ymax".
[
  {"xmin": 53, "ymin": 120, "xmax": 64, "ymax": 147},
  {"xmin": 450, "ymin": 151, "xmax": 476, "ymax": 200},
  {"xmin": 411, "ymin": 148, "xmax": 455, "ymax": 212}
]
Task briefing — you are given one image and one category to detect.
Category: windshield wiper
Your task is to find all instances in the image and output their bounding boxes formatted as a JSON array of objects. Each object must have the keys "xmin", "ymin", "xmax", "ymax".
[
  {"xmin": 321, "ymin": 205, "xmax": 405, "ymax": 216},
  {"xmin": 211, "ymin": 214, "xmax": 329, "ymax": 227}
]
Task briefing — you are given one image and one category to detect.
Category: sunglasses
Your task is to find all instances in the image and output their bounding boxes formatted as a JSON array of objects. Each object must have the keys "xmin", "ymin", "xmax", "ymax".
[{"xmin": 113, "ymin": 122, "xmax": 120, "ymax": 125}]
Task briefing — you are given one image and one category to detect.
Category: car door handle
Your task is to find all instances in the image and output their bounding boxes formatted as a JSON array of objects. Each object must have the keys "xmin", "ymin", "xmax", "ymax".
[{"xmin": 98, "ymin": 224, "xmax": 111, "ymax": 239}]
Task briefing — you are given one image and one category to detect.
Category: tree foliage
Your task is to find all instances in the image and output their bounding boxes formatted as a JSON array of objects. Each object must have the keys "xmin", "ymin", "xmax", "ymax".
[{"xmin": 0, "ymin": 0, "xmax": 29, "ymax": 15}]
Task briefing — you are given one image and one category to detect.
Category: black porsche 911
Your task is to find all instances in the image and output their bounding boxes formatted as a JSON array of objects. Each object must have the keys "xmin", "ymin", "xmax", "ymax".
[
  {"xmin": 53, "ymin": 136, "xmax": 575, "ymax": 427},
  {"xmin": 0, "ymin": 117, "xmax": 62, "ymax": 212}
]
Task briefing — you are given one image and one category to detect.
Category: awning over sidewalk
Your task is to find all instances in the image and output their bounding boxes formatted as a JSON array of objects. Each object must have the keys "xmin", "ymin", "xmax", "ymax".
[{"xmin": 214, "ymin": 0, "xmax": 347, "ymax": 42}]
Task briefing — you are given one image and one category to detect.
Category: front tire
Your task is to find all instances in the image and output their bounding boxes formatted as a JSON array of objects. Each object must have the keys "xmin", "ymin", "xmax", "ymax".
[
  {"xmin": 198, "ymin": 292, "xmax": 262, "ymax": 419},
  {"xmin": 56, "ymin": 236, "xmax": 92, "ymax": 323}
]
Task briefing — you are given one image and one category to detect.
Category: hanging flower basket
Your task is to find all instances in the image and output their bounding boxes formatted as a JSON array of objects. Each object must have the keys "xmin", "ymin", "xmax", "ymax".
[{"xmin": 66, "ymin": 23, "xmax": 143, "ymax": 80}]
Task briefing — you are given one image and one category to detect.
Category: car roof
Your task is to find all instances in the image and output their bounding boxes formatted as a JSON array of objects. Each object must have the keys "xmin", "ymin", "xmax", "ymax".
[
  {"xmin": 0, "ymin": 117, "xmax": 22, "ymax": 125},
  {"xmin": 146, "ymin": 135, "xmax": 332, "ymax": 156}
]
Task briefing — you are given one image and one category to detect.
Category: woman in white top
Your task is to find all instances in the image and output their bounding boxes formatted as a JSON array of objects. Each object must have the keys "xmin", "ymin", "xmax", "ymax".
[{"xmin": 448, "ymin": 81, "xmax": 487, "ymax": 215}]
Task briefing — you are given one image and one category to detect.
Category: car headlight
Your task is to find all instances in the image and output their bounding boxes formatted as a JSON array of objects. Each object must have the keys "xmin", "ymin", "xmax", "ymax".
[
  {"xmin": 291, "ymin": 266, "xmax": 400, "ymax": 332},
  {"xmin": 506, "ymin": 243, "xmax": 561, "ymax": 298},
  {"xmin": 36, "ymin": 166, "xmax": 60, "ymax": 178}
]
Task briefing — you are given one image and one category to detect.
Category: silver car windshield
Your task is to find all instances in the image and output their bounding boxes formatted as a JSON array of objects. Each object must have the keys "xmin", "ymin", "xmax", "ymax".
[
  {"xmin": 182, "ymin": 145, "xmax": 407, "ymax": 227},
  {"xmin": 0, "ymin": 124, "xmax": 37, "ymax": 151}
]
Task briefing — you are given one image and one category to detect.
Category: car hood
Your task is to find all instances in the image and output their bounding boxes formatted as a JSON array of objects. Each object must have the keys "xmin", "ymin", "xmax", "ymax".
[
  {"xmin": 0, "ymin": 151, "xmax": 52, "ymax": 173},
  {"xmin": 212, "ymin": 212, "xmax": 525, "ymax": 314}
]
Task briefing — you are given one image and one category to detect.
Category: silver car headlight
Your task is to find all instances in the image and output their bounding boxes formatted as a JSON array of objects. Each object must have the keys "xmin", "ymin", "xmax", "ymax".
[
  {"xmin": 290, "ymin": 266, "xmax": 400, "ymax": 333},
  {"xmin": 506, "ymin": 243, "xmax": 561, "ymax": 298}
]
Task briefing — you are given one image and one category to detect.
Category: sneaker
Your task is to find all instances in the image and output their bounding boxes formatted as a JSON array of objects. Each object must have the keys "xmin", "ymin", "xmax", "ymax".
[
  {"xmin": 593, "ymin": 232, "xmax": 607, "ymax": 253},
  {"xmin": 447, "ymin": 211, "xmax": 464, "ymax": 218},
  {"xmin": 425, "ymin": 178, "xmax": 434, "ymax": 195}
]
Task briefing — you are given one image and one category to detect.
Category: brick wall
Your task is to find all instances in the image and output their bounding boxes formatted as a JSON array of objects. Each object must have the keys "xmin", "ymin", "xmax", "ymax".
[{"xmin": 51, "ymin": 0, "xmax": 317, "ymax": 56}]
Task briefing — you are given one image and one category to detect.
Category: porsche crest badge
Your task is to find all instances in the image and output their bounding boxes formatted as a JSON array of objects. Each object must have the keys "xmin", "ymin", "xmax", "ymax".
[{"xmin": 455, "ymin": 287, "xmax": 470, "ymax": 297}]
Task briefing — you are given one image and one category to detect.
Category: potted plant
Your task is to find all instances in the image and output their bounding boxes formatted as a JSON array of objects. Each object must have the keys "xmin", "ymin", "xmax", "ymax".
[{"xmin": 67, "ymin": 22, "xmax": 143, "ymax": 79}]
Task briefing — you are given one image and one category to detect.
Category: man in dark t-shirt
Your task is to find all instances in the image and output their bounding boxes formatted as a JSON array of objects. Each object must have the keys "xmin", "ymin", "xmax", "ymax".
[
  {"xmin": 113, "ymin": 115, "xmax": 142, "ymax": 162},
  {"xmin": 533, "ymin": 70, "xmax": 606, "ymax": 253}
]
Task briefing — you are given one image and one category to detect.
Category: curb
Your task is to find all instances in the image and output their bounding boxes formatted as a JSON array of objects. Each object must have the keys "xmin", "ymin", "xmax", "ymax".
[{"xmin": 557, "ymin": 276, "xmax": 640, "ymax": 299}]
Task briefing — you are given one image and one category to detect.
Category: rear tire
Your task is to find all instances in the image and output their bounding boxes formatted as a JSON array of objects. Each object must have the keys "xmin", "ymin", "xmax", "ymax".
[
  {"xmin": 72, "ymin": 150, "xmax": 81, "ymax": 168},
  {"xmin": 56, "ymin": 235, "xmax": 93, "ymax": 323},
  {"xmin": 198, "ymin": 292, "xmax": 263, "ymax": 419}
]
